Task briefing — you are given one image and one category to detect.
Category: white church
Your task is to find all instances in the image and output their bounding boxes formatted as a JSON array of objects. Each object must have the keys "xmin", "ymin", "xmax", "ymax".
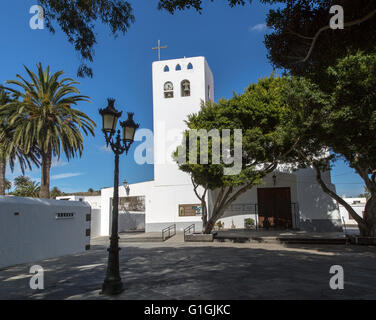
[{"xmin": 93, "ymin": 56, "xmax": 342, "ymax": 236}]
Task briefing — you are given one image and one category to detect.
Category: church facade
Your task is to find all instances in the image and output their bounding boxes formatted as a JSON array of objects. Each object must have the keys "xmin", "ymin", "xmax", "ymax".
[{"xmin": 98, "ymin": 56, "xmax": 342, "ymax": 236}]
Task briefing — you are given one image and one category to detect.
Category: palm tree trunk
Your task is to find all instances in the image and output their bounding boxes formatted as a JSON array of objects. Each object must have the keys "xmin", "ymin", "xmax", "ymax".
[
  {"xmin": 39, "ymin": 151, "xmax": 51, "ymax": 198},
  {"xmin": 0, "ymin": 155, "xmax": 6, "ymax": 196}
]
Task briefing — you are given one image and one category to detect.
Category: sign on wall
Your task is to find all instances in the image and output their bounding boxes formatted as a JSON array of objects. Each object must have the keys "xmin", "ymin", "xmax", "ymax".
[{"xmin": 179, "ymin": 204, "xmax": 202, "ymax": 217}]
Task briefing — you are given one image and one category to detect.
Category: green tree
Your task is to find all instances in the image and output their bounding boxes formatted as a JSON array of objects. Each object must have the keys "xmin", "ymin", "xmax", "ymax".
[
  {"xmin": 0, "ymin": 88, "xmax": 40, "ymax": 195},
  {"xmin": 12, "ymin": 176, "xmax": 40, "ymax": 198},
  {"xmin": 285, "ymin": 52, "xmax": 376, "ymax": 236},
  {"xmin": 4, "ymin": 179, "xmax": 11, "ymax": 193},
  {"xmin": 175, "ymin": 75, "xmax": 298, "ymax": 233},
  {"xmin": 1, "ymin": 63, "xmax": 96, "ymax": 199},
  {"xmin": 50, "ymin": 186, "xmax": 64, "ymax": 199},
  {"xmin": 262, "ymin": 0, "xmax": 376, "ymax": 87},
  {"xmin": 88, "ymin": 188, "xmax": 94, "ymax": 193}
]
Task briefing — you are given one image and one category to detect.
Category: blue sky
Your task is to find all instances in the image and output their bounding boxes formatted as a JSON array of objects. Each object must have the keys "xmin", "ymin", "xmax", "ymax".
[{"xmin": 0, "ymin": 1, "xmax": 366, "ymax": 196}]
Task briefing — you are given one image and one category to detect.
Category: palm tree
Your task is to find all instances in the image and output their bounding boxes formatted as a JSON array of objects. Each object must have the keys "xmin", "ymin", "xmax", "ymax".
[
  {"xmin": 12, "ymin": 175, "xmax": 40, "ymax": 197},
  {"xmin": 50, "ymin": 186, "xmax": 64, "ymax": 199},
  {"xmin": 0, "ymin": 87, "xmax": 40, "ymax": 195},
  {"xmin": 2, "ymin": 63, "xmax": 96, "ymax": 198},
  {"xmin": 4, "ymin": 179, "xmax": 11, "ymax": 193}
]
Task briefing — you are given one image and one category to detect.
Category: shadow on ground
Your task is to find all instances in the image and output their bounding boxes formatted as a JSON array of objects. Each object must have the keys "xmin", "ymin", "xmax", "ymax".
[{"xmin": 0, "ymin": 243, "xmax": 375, "ymax": 300}]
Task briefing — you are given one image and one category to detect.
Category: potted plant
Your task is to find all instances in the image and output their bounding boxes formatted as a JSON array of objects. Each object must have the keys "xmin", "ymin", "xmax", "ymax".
[
  {"xmin": 244, "ymin": 218, "xmax": 255, "ymax": 229},
  {"xmin": 215, "ymin": 221, "xmax": 224, "ymax": 230}
]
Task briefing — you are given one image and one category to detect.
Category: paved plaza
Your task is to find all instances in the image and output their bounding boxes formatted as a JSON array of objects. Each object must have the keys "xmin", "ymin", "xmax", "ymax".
[{"xmin": 1, "ymin": 235, "xmax": 375, "ymax": 300}]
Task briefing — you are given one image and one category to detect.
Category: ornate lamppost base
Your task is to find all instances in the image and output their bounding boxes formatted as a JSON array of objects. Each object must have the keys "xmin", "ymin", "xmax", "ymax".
[{"xmin": 101, "ymin": 280, "xmax": 124, "ymax": 295}]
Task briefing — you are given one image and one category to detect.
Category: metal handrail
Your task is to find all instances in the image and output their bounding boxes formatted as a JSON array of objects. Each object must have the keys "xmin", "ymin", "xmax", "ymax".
[
  {"xmin": 183, "ymin": 224, "xmax": 195, "ymax": 241},
  {"xmin": 162, "ymin": 224, "xmax": 176, "ymax": 241}
]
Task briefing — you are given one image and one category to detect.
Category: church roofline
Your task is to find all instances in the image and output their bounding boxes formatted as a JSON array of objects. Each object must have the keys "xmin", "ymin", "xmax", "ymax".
[{"xmin": 152, "ymin": 56, "xmax": 206, "ymax": 65}]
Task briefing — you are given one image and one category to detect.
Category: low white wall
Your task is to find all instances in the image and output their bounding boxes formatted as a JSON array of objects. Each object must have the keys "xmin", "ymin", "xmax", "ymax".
[
  {"xmin": 56, "ymin": 195, "xmax": 101, "ymax": 209},
  {"xmin": 339, "ymin": 198, "xmax": 366, "ymax": 225},
  {"xmin": 0, "ymin": 196, "xmax": 91, "ymax": 269},
  {"xmin": 91, "ymin": 208, "xmax": 102, "ymax": 238}
]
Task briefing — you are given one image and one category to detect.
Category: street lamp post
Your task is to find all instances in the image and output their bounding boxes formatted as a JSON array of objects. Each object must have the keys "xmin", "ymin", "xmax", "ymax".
[
  {"xmin": 99, "ymin": 98, "xmax": 139, "ymax": 295},
  {"xmin": 123, "ymin": 180, "xmax": 130, "ymax": 196}
]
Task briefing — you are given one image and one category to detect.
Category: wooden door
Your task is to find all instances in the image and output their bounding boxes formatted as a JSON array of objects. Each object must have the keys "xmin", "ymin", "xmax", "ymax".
[{"xmin": 257, "ymin": 188, "xmax": 292, "ymax": 229}]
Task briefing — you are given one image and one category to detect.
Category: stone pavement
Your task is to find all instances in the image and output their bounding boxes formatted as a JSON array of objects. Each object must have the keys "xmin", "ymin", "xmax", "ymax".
[{"xmin": 0, "ymin": 237, "xmax": 375, "ymax": 300}]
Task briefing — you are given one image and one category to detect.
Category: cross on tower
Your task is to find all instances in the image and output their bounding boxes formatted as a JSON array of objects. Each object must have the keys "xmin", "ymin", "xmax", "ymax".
[{"xmin": 152, "ymin": 40, "xmax": 167, "ymax": 61}]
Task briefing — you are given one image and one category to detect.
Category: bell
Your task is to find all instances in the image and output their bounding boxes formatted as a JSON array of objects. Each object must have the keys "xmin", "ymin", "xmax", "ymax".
[{"xmin": 183, "ymin": 84, "xmax": 190, "ymax": 91}]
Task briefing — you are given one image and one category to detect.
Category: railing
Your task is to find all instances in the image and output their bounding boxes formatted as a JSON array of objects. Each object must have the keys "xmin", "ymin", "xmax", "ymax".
[
  {"xmin": 162, "ymin": 224, "xmax": 176, "ymax": 241},
  {"xmin": 226, "ymin": 203, "xmax": 258, "ymax": 229},
  {"xmin": 183, "ymin": 224, "xmax": 195, "ymax": 241}
]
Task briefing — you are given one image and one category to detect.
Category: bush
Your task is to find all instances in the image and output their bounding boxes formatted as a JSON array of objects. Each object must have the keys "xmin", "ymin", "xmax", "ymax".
[{"xmin": 244, "ymin": 218, "xmax": 255, "ymax": 229}]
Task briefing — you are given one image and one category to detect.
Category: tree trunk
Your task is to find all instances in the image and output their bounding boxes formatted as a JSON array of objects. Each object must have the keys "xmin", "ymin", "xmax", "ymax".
[
  {"xmin": 204, "ymin": 204, "xmax": 230, "ymax": 234},
  {"xmin": 363, "ymin": 193, "xmax": 376, "ymax": 237},
  {"xmin": 201, "ymin": 199, "xmax": 208, "ymax": 232},
  {"xmin": 0, "ymin": 155, "xmax": 6, "ymax": 196},
  {"xmin": 204, "ymin": 215, "xmax": 218, "ymax": 234},
  {"xmin": 203, "ymin": 185, "xmax": 253, "ymax": 234},
  {"xmin": 39, "ymin": 151, "xmax": 51, "ymax": 198}
]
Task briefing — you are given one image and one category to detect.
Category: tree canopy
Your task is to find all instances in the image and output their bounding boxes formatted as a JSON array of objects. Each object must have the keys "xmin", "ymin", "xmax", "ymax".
[
  {"xmin": 1, "ymin": 63, "xmax": 96, "ymax": 198},
  {"xmin": 263, "ymin": 0, "xmax": 376, "ymax": 86},
  {"xmin": 0, "ymin": 87, "xmax": 40, "ymax": 195},
  {"xmin": 12, "ymin": 176, "xmax": 41, "ymax": 198}
]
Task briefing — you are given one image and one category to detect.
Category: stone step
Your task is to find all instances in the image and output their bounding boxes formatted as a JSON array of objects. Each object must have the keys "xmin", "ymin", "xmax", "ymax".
[
  {"xmin": 214, "ymin": 236, "xmax": 348, "ymax": 245},
  {"xmin": 119, "ymin": 237, "xmax": 164, "ymax": 243},
  {"xmin": 277, "ymin": 238, "xmax": 348, "ymax": 245}
]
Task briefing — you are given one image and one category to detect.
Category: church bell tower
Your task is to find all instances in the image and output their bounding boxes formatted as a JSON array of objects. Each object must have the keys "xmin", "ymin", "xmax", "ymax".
[{"xmin": 152, "ymin": 56, "xmax": 214, "ymax": 186}]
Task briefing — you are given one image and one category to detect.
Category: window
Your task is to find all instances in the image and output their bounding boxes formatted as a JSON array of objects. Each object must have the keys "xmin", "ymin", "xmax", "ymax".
[
  {"xmin": 164, "ymin": 65, "xmax": 169, "ymax": 72},
  {"xmin": 187, "ymin": 63, "xmax": 193, "ymax": 70},
  {"xmin": 175, "ymin": 64, "xmax": 181, "ymax": 71},
  {"xmin": 56, "ymin": 212, "xmax": 74, "ymax": 219},
  {"xmin": 181, "ymin": 80, "xmax": 190, "ymax": 97},
  {"xmin": 164, "ymin": 81, "xmax": 174, "ymax": 98}
]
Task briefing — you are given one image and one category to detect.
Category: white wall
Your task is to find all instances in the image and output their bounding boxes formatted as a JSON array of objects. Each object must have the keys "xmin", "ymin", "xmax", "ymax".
[
  {"xmin": 296, "ymin": 167, "xmax": 341, "ymax": 231},
  {"xmin": 101, "ymin": 181, "xmax": 152, "ymax": 236},
  {"xmin": 146, "ymin": 183, "xmax": 203, "ymax": 232},
  {"xmin": 0, "ymin": 196, "xmax": 90, "ymax": 269},
  {"xmin": 100, "ymin": 179, "xmax": 205, "ymax": 234}
]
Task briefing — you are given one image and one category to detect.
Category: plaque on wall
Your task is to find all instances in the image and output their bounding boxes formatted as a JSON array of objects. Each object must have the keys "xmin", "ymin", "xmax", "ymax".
[{"xmin": 179, "ymin": 204, "xmax": 202, "ymax": 216}]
